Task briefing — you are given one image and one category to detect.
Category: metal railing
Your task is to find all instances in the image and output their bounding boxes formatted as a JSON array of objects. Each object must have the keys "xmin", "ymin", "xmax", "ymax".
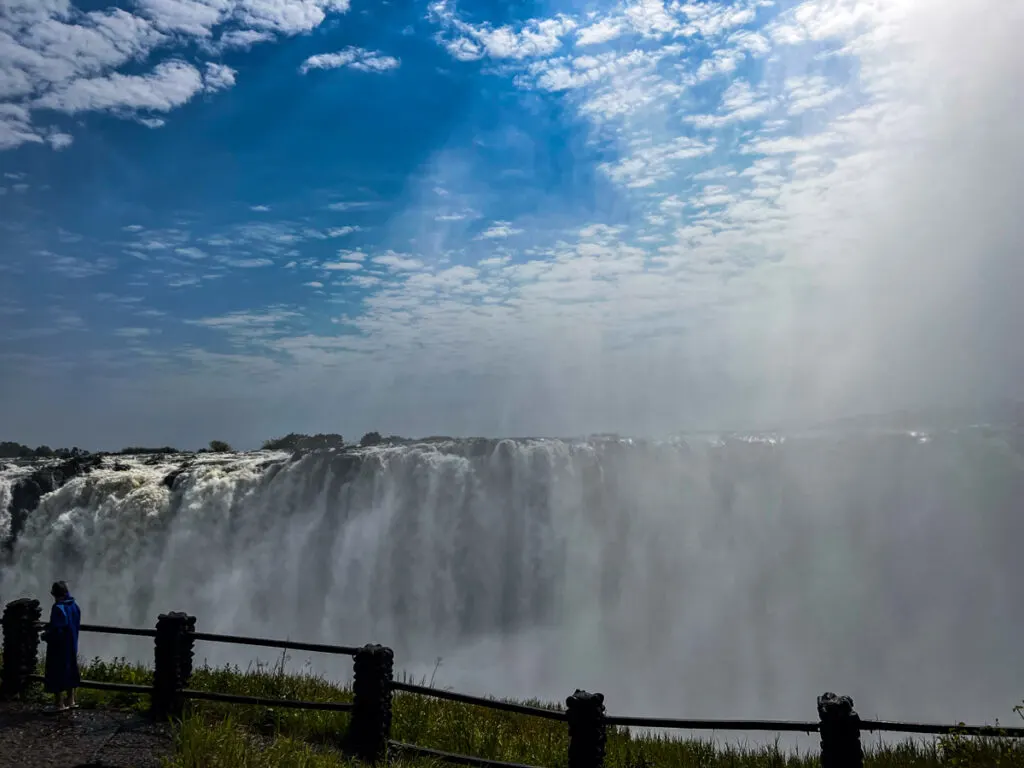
[{"xmin": 2, "ymin": 597, "xmax": 1022, "ymax": 768}]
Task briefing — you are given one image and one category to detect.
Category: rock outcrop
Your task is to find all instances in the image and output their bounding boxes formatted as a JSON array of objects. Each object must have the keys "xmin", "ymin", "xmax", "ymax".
[{"xmin": 3, "ymin": 454, "xmax": 103, "ymax": 550}]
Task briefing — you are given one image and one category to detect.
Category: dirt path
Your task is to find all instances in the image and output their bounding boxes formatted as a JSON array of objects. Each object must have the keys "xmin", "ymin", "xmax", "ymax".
[{"xmin": 0, "ymin": 702, "xmax": 173, "ymax": 768}]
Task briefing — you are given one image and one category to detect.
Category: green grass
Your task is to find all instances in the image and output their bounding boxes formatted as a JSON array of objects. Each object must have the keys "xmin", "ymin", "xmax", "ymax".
[{"xmin": 8, "ymin": 653, "xmax": 1024, "ymax": 767}]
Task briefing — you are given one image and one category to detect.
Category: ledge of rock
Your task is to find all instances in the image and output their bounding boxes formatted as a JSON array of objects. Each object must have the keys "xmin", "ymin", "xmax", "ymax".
[{"xmin": 3, "ymin": 454, "xmax": 104, "ymax": 550}]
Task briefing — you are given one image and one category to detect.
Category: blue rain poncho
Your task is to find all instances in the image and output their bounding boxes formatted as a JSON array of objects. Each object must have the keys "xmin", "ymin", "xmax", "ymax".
[{"xmin": 43, "ymin": 595, "xmax": 81, "ymax": 694}]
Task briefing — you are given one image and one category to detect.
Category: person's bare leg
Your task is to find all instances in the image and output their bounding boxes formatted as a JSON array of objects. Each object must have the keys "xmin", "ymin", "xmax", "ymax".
[
  {"xmin": 68, "ymin": 689, "xmax": 77, "ymax": 708},
  {"xmin": 54, "ymin": 692, "xmax": 65, "ymax": 710}
]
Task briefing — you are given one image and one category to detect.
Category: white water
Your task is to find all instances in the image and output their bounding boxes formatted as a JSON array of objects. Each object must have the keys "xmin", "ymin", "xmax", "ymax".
[{"xmin": 2, "ymin": 432, "xmax": 1023, "ymax": 742}]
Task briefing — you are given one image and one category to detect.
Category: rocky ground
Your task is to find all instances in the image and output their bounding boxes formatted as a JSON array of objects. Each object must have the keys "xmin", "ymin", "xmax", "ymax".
[{"xmin": 0, "ymin": 702, "xmax": 172, "ymax": 768}]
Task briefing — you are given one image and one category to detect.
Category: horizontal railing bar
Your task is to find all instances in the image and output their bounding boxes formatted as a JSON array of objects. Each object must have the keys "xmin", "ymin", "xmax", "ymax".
[
  {"xmin": 182, "ymin": 688, "xmax": 355, "ymax": 712},
  {"xmin": 389, "ymin": 740, "xmax": 547, "ymax": 768},
  {"xmin": 190, "ymin": 631, "xmax": 360, "ymax": 656},
  {"xmin": 81, "ymin": 624, "xmax": 158, "ymax": 638},
  {"xmin": 861, "ymin": 720, "xmax": 1024, "ymax": 737},
  {"xmin": 605, "ymin": 715, "xmax": 818, "ymax": 733},
  {"xmin": 391, "ymin": 681, "xmax": 567, "ymax": 722},
  {"xmin": 605, "ymin": 715, "xmax": 1024, "ymax": 738},
  {"xmin": 34, "ymin": 622, "xmax": 157, "ymax": 638},
  {"xmin": 28, "ymin": 674, "xmax": 151, "ymax": 694}
]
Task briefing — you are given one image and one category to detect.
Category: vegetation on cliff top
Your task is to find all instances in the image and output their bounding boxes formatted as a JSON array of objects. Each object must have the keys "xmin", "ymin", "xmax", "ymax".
[
  {"xmin": 3, "ymin": 651, "xmax": 1022, "ymax": 767},
  {"xmin": 0, "ymin": 432, "xmax": 407, "ymax": 461}
]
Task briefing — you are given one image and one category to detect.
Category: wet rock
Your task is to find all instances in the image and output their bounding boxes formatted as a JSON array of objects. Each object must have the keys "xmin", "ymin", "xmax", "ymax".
[
  {"xmin": 161, "ymin": 463, "xmax": 192, "ymax": 490},
  {"xmin": 4, "ymin": 455, "xmax": 103, "ymax": 550}
]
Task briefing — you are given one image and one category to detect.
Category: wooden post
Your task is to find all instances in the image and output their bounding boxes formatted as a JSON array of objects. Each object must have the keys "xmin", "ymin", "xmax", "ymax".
[
  {"xmin": 345, "ymin": 644, "xmax": 394, "ymax": 763},
  {"xmin": 152, "ymin": 611, "xmax": 196, "ymax": 720},
  {"xmin": 0, "ymin": 598, "xmax": 42, "ymax": 699},
  {"xmin": 567, "ymin": 689, "xmax": 607, "ymax": 768},
  {"xmin": 818, "ymin": 692, "xmax": 864, "ymax": 768}
]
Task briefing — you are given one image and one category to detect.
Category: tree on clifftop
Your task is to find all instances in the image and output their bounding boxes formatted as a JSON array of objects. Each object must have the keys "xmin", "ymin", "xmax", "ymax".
[
  {"xmin": 360, "ymin": 431, "xmax": 383, "ymax": 447},
  {"xmin": 208, "ymin": 440, "xmax": 233, "ymax": 453},
  {"xmin": 261, "ymin": 433, "xmax": 344, "ymax": 451}
]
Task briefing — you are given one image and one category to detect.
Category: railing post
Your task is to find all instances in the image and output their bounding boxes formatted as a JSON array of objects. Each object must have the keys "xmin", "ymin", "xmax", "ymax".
[
  {"xmin": 152, "ymin": 611, "xmax": 196, "ymax": 720},
  {"xmin": 345, "ymin": 643, "xmax": 394, "ymax": 763},
  {"xmin": 818, "ymin": 692, "xmax": 864, "ymax": 768},
  {"xmin": 566, "ymin": 689, "xmax": 607, "ymax": 768},
  {"xmin": 0, "ymin": 598, "xmax": 43, "ymax": 699}
]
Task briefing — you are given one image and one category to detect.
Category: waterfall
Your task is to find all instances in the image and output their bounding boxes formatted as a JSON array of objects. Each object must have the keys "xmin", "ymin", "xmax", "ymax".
[{"xmin": 2, "ymin": 431, "xmax": 1022, "ymax": 733}]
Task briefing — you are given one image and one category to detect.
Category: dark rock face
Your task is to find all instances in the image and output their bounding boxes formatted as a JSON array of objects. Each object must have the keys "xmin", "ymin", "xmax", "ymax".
[
  {"xmin": 4, "ymin": 454, "xmax": 104, "ymax": 551},
  {"xmin": 161, "ymin": 463, "xmax": 192, "ymax": 490}
]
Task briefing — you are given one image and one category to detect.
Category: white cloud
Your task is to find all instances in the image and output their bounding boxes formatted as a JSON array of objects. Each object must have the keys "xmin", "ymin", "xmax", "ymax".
[
  {"xmin": 435, "ymin": 210, "xmax": 477, "ymax": 222},
  {"xmin": 186, "ymin": 308, "xmax": 299, "ymax": 334},
  {"xmin": 135, "ymin": 0, "xmax": 228, "ymax": 37},
  {"xmin": 300, "ymin": 47, "xmax": 399, "ymax": 74},
  {"xmin": 576, "ymin": 17, "xmax": 627, "ymax": 47},
  {"xmin": 372, "ymin": 252, "xmax": 424, "ymax": 272},
  {"xmin": 47, "ymin": 131, "xmax": 73, "ymax": 149},
  {"xmin": 304, "ymin": 281, "xmax": 324, "ymax": 288},
  {"xmin": 114, "ymin": 327, "xmax": 155, "ymax": 338},
  {"xmin": 348, "ymin": 274, "xmax": 381, "ymax": 288},
  {"xmin": 694, "ymin": 47, "xmax": 744, "ymax": 82},
  {"xmin": 4, "ymin": 8, "xmax": 167, "ymax": 93},
  {"xmin": 323, "ymin": 249, "xmax": 368, "ymax": 270},
  {"xmin": 234, "ymin": 0, "xmax": 351, "ymax": 34},
  {"xmin": 46, "ymin": 252, "xmax": 116, "ymax": 278},
  {"xmin": 478, "ymin": 221, "xmax": 524, "ymax": 239},
  {"xmin": 0, "ymin": 0, "xmax": 352, "ymax": 151},
  {"xmin": 326, "ymin": 226, "xmax": 361, "ymax": 237},
  {"xmin": 601, "ymin": 136, "xmax": 715, "ymax": 188},
  {"xmin": 327, "ymin": 201, "xmax": 377, "ymax": 211},
  {"xmin": 622, "ymin": 0, "xmax": 682, "ymax": 37},
  {"xmin": 251, "ymin": 204, "xmax": 271, "ymax": 212},
  {"xmin": 226, "ymin": 257, "xmax": 274, "ymax": 268},
  {"xmin": 213, "ymin": 28, "xmax": 275, "ymax": 50},
  {"xmin": 686, "ymin": 80, "xmax": 775, "ymax": 128},
  {"xmin": 34, "ymin": 59, "xmax": 204, "ymax": 114},
  {"xmin": 785, "ymin": 74, "xmax": 843, "ymax": 115},
  {"xmin": 429, "ymin": 0, "xmax": 576, "ymax": 61},
  {"xmin": 0, "ymin": 104, "xmax": 43, "ymax": 150},
  {"xmin": 203, "ymin": 61, "xmax": 236, "ymax": 91}
]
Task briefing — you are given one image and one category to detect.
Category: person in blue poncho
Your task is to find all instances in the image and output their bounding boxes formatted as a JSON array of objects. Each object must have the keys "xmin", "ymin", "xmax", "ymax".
[{"xmin": 42, "ymin": 580, "xmax": 81, "ymax": 712}]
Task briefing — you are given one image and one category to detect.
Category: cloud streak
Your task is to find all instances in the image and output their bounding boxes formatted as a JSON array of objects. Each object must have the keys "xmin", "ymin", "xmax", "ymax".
[{"xmin": 300, "ymin": 47, "xmax": 400, "ymax": 74}]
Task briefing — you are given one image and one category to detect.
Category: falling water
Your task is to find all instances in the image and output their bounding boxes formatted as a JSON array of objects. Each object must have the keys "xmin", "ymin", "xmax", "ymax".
[{"xmin": 2, "ymin": 430, "xmax": 1022, "ymax": 738}]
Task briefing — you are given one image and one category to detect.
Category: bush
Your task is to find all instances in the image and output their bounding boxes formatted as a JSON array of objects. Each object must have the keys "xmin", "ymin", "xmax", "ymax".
[
  {"xmin": 209, "ymin": 440, "xmax": 233, "ymax": 453},
  {"xmin": 0, "ymin": 442, "xmax": 85, "ymax": 459},
  {"xmin": 262, "ymin": 433, "xmax": 307, "ymax": 451},
  {"xmin": 262, "ymin": 433, "xmax": 345, "ymax": 452},
  {"xmin": 360, "ymin": 431, "xmax": 383, "ymax": 447}
]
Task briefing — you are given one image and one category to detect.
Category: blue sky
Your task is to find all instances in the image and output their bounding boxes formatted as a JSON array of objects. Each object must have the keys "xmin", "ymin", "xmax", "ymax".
[{"xmin": 1, "ymin": 0, "xmax": 1021, "ymax": 448}]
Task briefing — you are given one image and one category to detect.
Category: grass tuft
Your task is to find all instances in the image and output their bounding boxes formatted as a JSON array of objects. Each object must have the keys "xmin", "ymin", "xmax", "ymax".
[{"xmin": 7, "ymin": 652, "xmax": 1024, "ymax": 766}]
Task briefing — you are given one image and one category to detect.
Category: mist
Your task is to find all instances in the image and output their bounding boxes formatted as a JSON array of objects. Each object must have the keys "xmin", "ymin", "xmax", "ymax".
[{"xmin": 3, "ymin": 436, "xmax": 1023, "ymax": 750}]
